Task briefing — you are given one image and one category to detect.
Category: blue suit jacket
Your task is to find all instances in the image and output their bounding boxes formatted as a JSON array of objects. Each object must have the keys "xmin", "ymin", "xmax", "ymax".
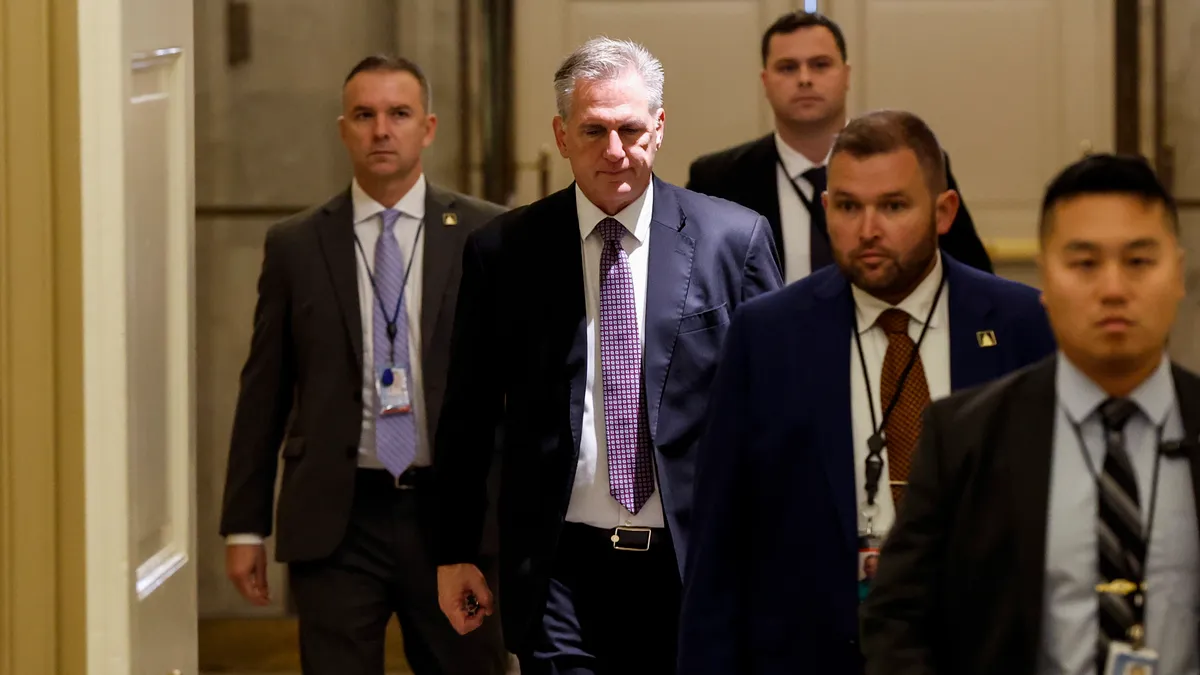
[
  {"xmin": 677, "ymin": 255, "xmax": 1056, "ymax": 674},
  {"xmin": 434, "ymin": 176, "xmax": 783, "ymax": 653}
]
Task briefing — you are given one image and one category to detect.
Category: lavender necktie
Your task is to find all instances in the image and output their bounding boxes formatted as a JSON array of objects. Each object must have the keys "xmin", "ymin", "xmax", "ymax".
[
  {"xmin": 597, "ymin": 217, "xmax": 655, "ymax": 514},
  {"xmin": 374, "ymin": 208, "xmax": 417, "ymax": 477}
]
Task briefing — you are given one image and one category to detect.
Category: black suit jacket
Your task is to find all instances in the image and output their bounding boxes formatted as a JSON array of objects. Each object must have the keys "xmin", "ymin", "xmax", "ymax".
[
  {"xmin": 433, "ymin": 176, "xmax": 784, "ymax": 653},
  {"xmin": 860, "ymin": 356, "xmax": 1200, "ymax": 675},
  {"xmin": 686, "ymin": 133, "xmax": 994, "ymax": 275},
  {"xmin": 218, "ymin": 183, "xmax": 507, "ymax": 563}
]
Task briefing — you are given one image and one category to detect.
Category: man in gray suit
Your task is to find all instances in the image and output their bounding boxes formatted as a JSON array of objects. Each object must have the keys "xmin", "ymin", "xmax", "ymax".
[{"xmin": 219, "ymin": 55, "xmax": 508, "ymax": 675}]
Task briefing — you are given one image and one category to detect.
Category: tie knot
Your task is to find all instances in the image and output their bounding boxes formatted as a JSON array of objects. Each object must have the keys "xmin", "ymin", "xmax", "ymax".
[
  {"xmin": 597, "ymin": 217, "xmax": 626, "ymax": 244},
  {"xmin": 380, "ymin": 208, "xmax": 401, "ymax": 232},
  {"xmin": 876, "ymin": 309, "xmax": 911, "ymax": 336},
  {"xmin": 802, "ymin": 166, "xmax": 827, "ymax": 193},
  {"xmin": 1099, "ymin": 397, "xmax": 1139, "ymax": 431}
]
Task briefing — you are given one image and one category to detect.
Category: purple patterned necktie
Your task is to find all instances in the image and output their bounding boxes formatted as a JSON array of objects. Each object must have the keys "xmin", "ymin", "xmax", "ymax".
[
  {"xmin": 597, "ymin": 217, "xmax": 655, "ymax": 514},
  {"xmin": 374, "ymin": 208, "xmax": 417, "ymax": 477}
]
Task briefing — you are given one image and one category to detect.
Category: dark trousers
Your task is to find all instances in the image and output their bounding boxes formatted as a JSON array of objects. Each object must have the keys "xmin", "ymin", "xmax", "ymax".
[
  {"xmin": 519, "ymin": 523, "xmax": 682, "ymax": 675},
  {"xmin": 288, "ymin": 468, "xmax": 508, "ymax": 675}
]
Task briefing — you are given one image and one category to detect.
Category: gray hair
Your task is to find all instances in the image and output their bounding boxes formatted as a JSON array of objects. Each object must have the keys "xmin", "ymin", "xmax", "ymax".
[{"xmin": 553, "ymin": 37, "xmax": 665, "ymax": 120}]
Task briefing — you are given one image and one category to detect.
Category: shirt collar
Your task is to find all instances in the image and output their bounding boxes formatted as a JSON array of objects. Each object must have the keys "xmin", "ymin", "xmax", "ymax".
[
  {"xmin": 351, "ymin": 174, "xmax": 427, "ymax": 226},
  {"xmin": 1057, "ymin": 351, "xmax": 1175, "ymax": 428},
  {"xmin": 852, "ymin": 251, "xmax": 945, "ymax": 334},
  {"xmin": 773, "ymin": 118, "xmax": 846, "ymax": 179},
  {"xmin": 576, "ymin": 180, "xmax": 653, "ymax": 244}
]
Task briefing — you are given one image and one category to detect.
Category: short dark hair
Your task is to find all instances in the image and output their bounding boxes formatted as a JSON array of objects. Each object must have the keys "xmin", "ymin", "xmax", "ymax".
[
  {"xmin": 761, "ymin": 11, "xmax": 848, "ymax": 65},
  {"xmin": 343, "ymin": 54, "xmax": 432, "ymax": 112},
  {"xmin": 830, "ymin": 110, "xmax": 948, "ymax": 194},
  {"xmin": 1039, "ymin": 153, "xmax": 1178, "ymax": 239}
]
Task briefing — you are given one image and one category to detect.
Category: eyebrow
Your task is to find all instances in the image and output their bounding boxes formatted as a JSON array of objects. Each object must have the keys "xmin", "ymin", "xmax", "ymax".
[
  {"xmin": 1062, "ymin": 238, "xmax": 1162, "ymax": 253},
  {"xmin": 829, "ymin": 190, "xmax": 909, "ymax": 200}
]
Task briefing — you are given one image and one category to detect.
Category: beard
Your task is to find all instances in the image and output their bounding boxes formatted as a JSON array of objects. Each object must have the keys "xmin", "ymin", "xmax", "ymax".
[{"xmin": 837, "ymin": 221, "xmax": 939, "ymax": 303}]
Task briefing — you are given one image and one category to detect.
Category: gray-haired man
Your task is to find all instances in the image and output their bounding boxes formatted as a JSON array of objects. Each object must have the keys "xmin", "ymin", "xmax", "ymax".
[{"xmin": 431, "ymin": 37, "xmax": 783, "ymax": 674}]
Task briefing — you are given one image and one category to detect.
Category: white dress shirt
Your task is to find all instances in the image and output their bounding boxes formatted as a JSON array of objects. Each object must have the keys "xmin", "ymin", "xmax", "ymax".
[
  {"xmin": 774, "ymin": 132, "xmax": 831, "ymax": 284},
  {"xmin": 565, "ymin": 181, "xmax": 666, "ymax": 529},
  {"xmin": 849, "ymin": 252, "xmax": 951, "ymax": 536},
  {"xmin": 226, "ymin": 176, "xmax": 429, "ymax": 545}
]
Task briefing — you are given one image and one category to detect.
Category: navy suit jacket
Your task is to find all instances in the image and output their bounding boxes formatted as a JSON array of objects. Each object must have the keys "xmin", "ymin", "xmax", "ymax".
[
  {"xmin": 433, "ymin": 176, "xmax": 783, "ymax": 653},
  {"xmin": 677, "ymin": 254, "xmax": 1056, "ymax": 674}
]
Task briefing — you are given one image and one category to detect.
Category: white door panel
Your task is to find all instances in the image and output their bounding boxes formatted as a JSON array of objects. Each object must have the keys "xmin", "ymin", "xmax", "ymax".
[{"xmin": 80, "ymin": 0, "xmax": 197, "ymax": 672}]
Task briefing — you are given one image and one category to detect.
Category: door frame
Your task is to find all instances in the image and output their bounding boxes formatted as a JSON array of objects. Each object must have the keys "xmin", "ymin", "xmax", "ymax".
[{"xmin": 0, "ymin": 0, "xmax": 86, "ymax": 673}]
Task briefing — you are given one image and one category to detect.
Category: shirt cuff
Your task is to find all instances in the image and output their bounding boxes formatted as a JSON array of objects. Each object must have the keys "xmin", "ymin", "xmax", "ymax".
[{"xmin": 225, "ymin": 533, "xmax": 265, "ymax": 546}]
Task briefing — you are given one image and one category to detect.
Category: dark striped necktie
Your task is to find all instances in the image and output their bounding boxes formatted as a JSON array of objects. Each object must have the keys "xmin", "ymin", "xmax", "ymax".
[{"xmin": 1096, "ymin": 397, "xmax": 1144, "ymax": 670}]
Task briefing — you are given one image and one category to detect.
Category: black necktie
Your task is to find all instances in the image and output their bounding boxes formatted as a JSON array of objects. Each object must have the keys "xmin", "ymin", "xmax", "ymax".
[
  {"xmin": 1096, "ymin": 397, "xmax": 1144, "ymax": 669},
  {"xmin": 802, "ymin": 166, "xmax": 833, "ymax": 272}
]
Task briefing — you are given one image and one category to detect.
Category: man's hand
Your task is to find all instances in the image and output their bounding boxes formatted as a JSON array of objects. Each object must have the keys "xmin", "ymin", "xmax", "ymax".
[
  {"xmin": 226, "ymin": 543, "xmax": 271, "ymax": 606},
  {"xmin": 437, "ymin": 563, "xmax": 494, "ymax": 635}
]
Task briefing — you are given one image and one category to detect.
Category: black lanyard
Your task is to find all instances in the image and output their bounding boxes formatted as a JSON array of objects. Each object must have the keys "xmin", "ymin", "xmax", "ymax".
[
  {"xmin": 775, "ymin": 155, "xmax": 831, "ymax": 246},
  {"xmin": 353, "ymin": 215, "xmax": 424, "ymax": 365},
  {"xmin": 855, "ymin": 270, "xmax": 947, "ymax": 509},
  {"xmin": 1066, "ymin": 408, "xmax": 1168, "ymax": 638}
]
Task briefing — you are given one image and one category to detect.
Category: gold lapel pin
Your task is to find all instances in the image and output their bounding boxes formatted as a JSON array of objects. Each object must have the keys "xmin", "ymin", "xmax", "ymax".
[
  {"xmin": 442, "ymin": 212, "xmax": 458, "ymax": 226},
  {"xmin": 976, "ymin": 330, "xmax": 997, "ymax": 348}
]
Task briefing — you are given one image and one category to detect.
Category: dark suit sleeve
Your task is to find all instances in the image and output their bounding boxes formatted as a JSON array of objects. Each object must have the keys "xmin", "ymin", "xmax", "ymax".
[
  {"xmin": 938, "ymin": 152, "xmax": 994, "ymax": 274},
  {"xmin": 741, "ymin": 215, "xmax": 785, "ymax": 299},
  {"xmin": 678, "ymin": 306, "xmax": 754, "ymax": 673},
  {"xmin": 219, "ymin": 226, "xmax": 296, "ymax": 538},
  {"xmin": 433, "ymin": 230, "xmax": 504, "ymax": 566},
  {"xmin": 859, "ymin": 402, "xmax": 954, "ymax": 675}
]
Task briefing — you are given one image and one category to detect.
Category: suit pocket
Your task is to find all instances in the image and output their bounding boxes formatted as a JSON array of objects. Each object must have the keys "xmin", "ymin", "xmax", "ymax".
[
  {"xmin": 281, "ymin": 437, "xmax": 305, "ymax": 458},
  {"xmin": 678, "ymin": 303, "xmax": 730, "ymax": 335}
]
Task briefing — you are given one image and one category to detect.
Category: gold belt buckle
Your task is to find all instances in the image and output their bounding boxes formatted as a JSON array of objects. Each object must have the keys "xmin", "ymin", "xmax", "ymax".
[{"xmin": 610, "ymin": 526, "xmax": 652, "ymax": 552}]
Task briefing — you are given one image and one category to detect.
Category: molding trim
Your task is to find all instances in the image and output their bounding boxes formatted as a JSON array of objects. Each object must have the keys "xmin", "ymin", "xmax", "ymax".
[
  {"xmin": 0, "ymin": 0, "xmax": 84, "ymax": 673},
  {"xmin": 985, "ymin": 237, "xmax": 1040, "ymax": 264}
]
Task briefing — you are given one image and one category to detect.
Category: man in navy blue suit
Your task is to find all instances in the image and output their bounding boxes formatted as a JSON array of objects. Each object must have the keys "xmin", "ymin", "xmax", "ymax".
[
  {"xmin": 433, "ymin": 37, "xmax": 783, "ymax": 675},
  {"xmin": 678, "ymin": 110, "xmax": 1057, "ymax": 674}
]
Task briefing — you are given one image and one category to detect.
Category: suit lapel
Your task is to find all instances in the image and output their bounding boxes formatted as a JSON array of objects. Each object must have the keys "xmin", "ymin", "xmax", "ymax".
[
  {"xmin": 945, "ymin": 255, "xmax": 1003, "ymax": 390},
  {"xmin": 748, "ymin": 135, "xmax": 784, "ymax": 270},
  {"xmin": 314, "ymin": 191, "xmax": 363, "ymax": 368},
  {"xmin": 644, "ymin": 178, "xmax": 695, "ymax": 441},
  {"xmin": 1007, "ymin": 357, "xmax": 1057, "ymax": 659},
  {"xmin": 810, "ymin": 272, "xmax": 859, "ymax": 549},
  {"xmin": 1170, "ymin": 366, "xmax": 1200, "ymax": 547},
  {"xmin": 420, "ymin": 184, "xmax": 458, "ymax": 361},
  {"xmin": 540, "ymin": 187, "xmax": 588, "ymax": 454}
]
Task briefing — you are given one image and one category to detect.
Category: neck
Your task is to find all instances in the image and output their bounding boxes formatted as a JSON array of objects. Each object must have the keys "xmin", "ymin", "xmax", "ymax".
[
  {"xmin": 1070, "ymin": 350, "xmax": 1164, "ymax": 398},
  {"xmin": 356, "ymin": 166, "xmax": 422, "ymax": 208},
  {"xmin": 775, "ymin": 111, "xmax": 847, "ymax": 165}
]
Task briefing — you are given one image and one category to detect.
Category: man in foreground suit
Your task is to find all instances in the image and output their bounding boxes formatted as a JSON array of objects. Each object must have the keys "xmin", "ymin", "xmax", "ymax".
[
  {"xmin": 433, "ymin": 37, "xmax": 783, "ymax": 674},
  {"xmin": 686, "ymin": 11, "xmax": 993, "ymax": 282},
  {"xmin": 861, "ymin": 154, "xmax": 1198, "ymax": 674},
  {"xmin": 219, "ymin": 55, "xmax": 508, "ymax": 675},
  {"xmin": 678, "ymin": 110, "xmax": 1055, "ymax": 674}
]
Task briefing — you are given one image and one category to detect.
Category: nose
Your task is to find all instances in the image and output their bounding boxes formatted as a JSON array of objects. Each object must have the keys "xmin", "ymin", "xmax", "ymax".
[
  {"xmin": 798, "ymin": 63, "xmax": 814, "ymax": 87},
  {"xmin": 603, "ymin": 130, "xmax": 625, "ymax": 162},
  {"xmin": 858, "ymin": 206, "xmax": 883, "ymax": 242},
  {"xmin": 1098, "ymin": 261, "xmax": 1131, "ymax": 303},
  {"xmin": 372, "ymin": 115, "xmax": 390, "ymax": 139}
]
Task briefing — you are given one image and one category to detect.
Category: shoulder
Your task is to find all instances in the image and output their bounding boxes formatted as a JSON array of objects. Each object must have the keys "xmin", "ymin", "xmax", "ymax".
[
  {"xmin": 930, "ymin": 355, "xmax": 1055, "ymax": 426},
  {"xmin": 464, "ymin": 185, "xmax": 573, "ymax": 252},
  {"xmin": 432, "ymin": 185, "xmax": 508, "ymax": 227},
  {"xmin": 670, "ymin": 182, "xmax": 767, "ymax": 231},
  {"xmin": 689, "ymin": 134, "xmax": 773, "ymax": 177},
  {"xmin": 947, "ymin": 254, "xmax": 1041, "ymax": 306},
  {"xmin": 734, "ymin": 265, "xmax": 843, "ymax": 326},
  {"xmin": 264, "ymin": 191, "xmax": 348, "ymax": 247}
]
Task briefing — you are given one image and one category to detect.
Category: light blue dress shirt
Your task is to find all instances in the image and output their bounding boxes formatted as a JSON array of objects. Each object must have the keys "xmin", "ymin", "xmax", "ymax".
[{"xmin": 1038, "ymin": 354, "xmax": 1199, "ymax": 674}]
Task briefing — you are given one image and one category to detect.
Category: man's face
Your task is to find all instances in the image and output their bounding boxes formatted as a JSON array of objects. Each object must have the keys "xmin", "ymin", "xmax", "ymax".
[
  {"xmin": 338, "ymin": 70, "xmax": 436, "ymax": 182},
  {"xmin": 863, "ymin": 556, "xmax": 878, "ymax": 579},
  {"xmin": 553, "ymin": 70, "xmax": 664, "ymax": 216},
  {"xmin": 761, "ymin": 26, "xmax": 850, "ymax": 126},
  {"xmin": 823, "ymin": 149, "xmax": 957, "ymax": 303},
  {"xmin": 1039, "ymin": 193, "xmax": 1184, "ymax": 375}
]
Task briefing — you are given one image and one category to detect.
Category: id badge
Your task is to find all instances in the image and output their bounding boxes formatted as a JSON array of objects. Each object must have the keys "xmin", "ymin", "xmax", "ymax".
[
  {"xmin": 857, "ymin": 534, "xmax": 882, "ymax": 602},
  {"xmin": 1104, "ymin": 641, "xmax": 1158, "ymax": 675},
  {"xmin": 377, "ymin": 366, "xmax": 412, "ymax": 415}
]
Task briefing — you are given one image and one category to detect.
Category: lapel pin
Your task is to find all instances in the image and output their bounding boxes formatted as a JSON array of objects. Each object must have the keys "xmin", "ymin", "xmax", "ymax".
[
  {"xmin": 442, "ymin": 212, "xmax": 458, "ymax": 226},
  {"xmin": 976, "ymin": 330, "xmax": 997, "ymax": 348}
]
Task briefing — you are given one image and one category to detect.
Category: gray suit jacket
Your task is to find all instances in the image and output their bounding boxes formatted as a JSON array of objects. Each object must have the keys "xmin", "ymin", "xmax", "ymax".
[{"xmin": 219, "ymin": 182, "xmax": 506, "ymax": 562}]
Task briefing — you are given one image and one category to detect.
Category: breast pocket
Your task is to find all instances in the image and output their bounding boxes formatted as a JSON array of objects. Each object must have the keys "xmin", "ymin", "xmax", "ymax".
[{"xmin": 678, "ymin": 303, "xmax": 730, "ymax": 335}]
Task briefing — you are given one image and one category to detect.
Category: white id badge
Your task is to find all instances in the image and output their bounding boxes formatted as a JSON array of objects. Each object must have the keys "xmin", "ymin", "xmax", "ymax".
[
  {"xmin": 1104, "ymin": 641, "xmax": 1158, "ymax": 675},
  {"xmin": 377, "ymin": 366, "xmax": 412, "ymax": 415}
]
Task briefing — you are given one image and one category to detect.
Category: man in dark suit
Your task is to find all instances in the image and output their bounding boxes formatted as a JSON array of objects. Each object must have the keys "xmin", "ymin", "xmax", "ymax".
[
  {"xmin": 686, "ymin": 11, "xmax": 993, "ymax": 282},
  {"xmin": 218, "ymin": 55, "xmax": 509, "ymax": 675},
  {"xmin": 861, "ymin": 155, "xmax": 1199, "ymax": 674},
  {"xmin": 432, "ymin": 37, "xmax": 783, "ymax": 675},
  {"xmin": 678, "ymin": 110, "xmax": 1055, "ymax": 674}
]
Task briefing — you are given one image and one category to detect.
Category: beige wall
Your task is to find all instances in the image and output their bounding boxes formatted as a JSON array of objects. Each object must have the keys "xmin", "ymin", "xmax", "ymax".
[{"xmin": 0, "ymin": 0, "xmax": 87, "ymax": 672}]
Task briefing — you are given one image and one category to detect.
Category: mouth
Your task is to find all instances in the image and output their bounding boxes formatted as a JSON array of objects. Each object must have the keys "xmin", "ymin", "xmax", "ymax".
[
  {"xmin": 368, "ymin": 150, "xmax": 396, "ymax": 157},
  {"xmin": 856, "ymin": 250, "xmax": 890, "ymax": 264},
  {"xmin": 1097, "ymin": 316, "xmax": 1135, "ymax": 332},
  {"xmin": 794, "ymin": 95, "xmax": 823, "ymax": 104}
]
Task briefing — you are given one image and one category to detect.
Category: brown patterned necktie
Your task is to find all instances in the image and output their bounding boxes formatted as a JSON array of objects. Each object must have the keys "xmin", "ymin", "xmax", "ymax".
[{"xmin": 876, "ymin": 308, "xmax": 931, "ymax": 510}]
